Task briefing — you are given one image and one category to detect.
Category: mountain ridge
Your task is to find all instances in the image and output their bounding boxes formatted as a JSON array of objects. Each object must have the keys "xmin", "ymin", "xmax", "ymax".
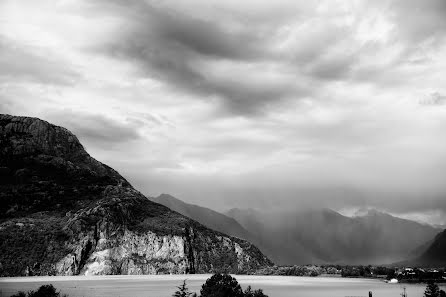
[
  {"xmin": 224, "ymin": 207, "xmax": 441, "ymax": 265},
  {"xmin": 150, "ymin": 196, "xmax": 443, "ymax": 266},
  {"xmin": 0, "ymin": 114, "xmax": 272, "ymax": 276},
  {"xmin": 398, "ymin": 229, "xmax": 446, "ymax": 267},
  {"xmin": 150, "ymin": 194, "xmax": 253, "ymax": 241}
]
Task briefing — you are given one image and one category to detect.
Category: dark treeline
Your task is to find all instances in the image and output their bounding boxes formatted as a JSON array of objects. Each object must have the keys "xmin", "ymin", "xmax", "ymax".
[
  {"xmin": 254, "ymin": 264, "xmax": 446, "ymax": 284},
  {"xmin": 255, "ymin": 264, "xmax": 395, "ymax": 278},
  {"xmin": 340, "ymin": 265, "xmax": 446, "ymax": 283},
  {"xmin": 7, "ymin": 274, "xmax": 268, "ymax": 297},
  {"xmin": 173, "ymin": 274, "xmax": 268, "ymax": 297},
  {"xmin": 10, "ymin": 284, "xmax": 66, "ymax": 297}
]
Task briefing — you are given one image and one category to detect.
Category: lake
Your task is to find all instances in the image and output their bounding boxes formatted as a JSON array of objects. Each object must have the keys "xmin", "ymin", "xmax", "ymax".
[{"xmin": 0, "ymin": 275, "xmax": 443, "ymax": 297}]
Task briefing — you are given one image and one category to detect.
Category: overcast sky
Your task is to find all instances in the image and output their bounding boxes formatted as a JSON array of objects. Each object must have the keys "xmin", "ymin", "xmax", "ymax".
[{"xmin": 1, "ymin": 0, "xmax": 446, "ymax": 225}]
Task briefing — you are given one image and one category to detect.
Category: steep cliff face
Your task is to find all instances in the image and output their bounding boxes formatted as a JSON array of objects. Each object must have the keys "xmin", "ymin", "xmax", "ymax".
[{"xmin": 0, "ymin": 114, "xmax": 272, "ymax": 276}]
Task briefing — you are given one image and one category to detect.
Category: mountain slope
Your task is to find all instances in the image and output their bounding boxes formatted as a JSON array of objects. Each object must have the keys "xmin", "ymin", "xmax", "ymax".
[
  {"xmin": 226, "ymin": 208, "xmax": 441, "ymax": 265},
  {"xmin": 226, "ymin": 208, "xmax": 316, "ymax": 265},
  {"xmin": 0, "ymin": 114, "xmax": 272, "ymax": 276},
  {"xmin": 151, "ymin": 194, "xmax": 252, "ymax": 241},
  {"xmin": 405, "ymin": 229, "xmax": 446, "ymax": 267}
]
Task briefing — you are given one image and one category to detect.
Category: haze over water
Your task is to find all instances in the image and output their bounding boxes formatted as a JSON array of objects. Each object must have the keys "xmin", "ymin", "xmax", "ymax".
[{"xmin": 1, "ymin": 275, "xmax": 443, "ymax": 297}]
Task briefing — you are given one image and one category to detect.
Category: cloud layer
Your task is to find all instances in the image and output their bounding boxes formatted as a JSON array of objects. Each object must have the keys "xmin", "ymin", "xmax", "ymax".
[{"xmin": 1, "ymin": 0, "xmax": 446, "ymax": 225}]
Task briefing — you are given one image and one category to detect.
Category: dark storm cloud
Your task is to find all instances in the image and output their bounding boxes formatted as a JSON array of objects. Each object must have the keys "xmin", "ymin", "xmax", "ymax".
[
  {"xmin": 152, "ymin": 11, "xmax": 267, "ymax": 61},
  {"xmin": 307, "ymin": 53, "xmax": 357, "ymax": 80},
  {"xmin": 100, "ymin": 1, "xmax": 271, "ymax": 60},
  {"xmin": 46, "ymin": 110, "xmax": 141, "ymax": 146},
  {"xmin": 0, "ymin": 36, "xmax": 80, "ymax": 85},
  {"xmin": 3, "ymin": 0, "xmax": 446, "ymax": 225},
  {"xmin": 97, "ymin": 1, "xmax": 309, "ymax": 115}
]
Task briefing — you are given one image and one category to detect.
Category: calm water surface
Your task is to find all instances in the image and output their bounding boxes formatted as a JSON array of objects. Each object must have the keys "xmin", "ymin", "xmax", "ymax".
[{"xmin": 1, "ymin": 275, "xmax": 443, "ymax": 297}]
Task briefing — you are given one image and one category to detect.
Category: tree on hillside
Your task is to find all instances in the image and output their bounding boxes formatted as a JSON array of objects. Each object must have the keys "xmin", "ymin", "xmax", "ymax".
[
  {"xmin": 244, "ymin": 285, "xmax": 269, "ymax": 297},
  {"xmin": 200, "ymin": 274, "xmax": 244, "ymax": 297},
  {"xmin": 173, "ymin": 280, "xmax": 195, "ymax": 297},
  {"xmin": 386, "ymin": 268, "xmax": 396, "ymax": 280},
  {"xmin": 424, "ymin": 282, "xmax": 440, "ymax": 297},
  {"xmin": 11, "ymin": 285, "xmax": 66, "ymax": 297}
]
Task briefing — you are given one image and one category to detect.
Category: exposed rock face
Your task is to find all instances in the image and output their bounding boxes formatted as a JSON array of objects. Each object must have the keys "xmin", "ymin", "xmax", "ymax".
[{"xmin": 0, "ymin": 114, "xmax": 272, "ymax": 276}]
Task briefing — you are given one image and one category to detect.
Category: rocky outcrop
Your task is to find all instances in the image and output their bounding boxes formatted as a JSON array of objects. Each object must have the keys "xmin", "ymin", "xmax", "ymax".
[{"xmin": 0, "ymin": 114, "xmax": 272, "ymax": 276}]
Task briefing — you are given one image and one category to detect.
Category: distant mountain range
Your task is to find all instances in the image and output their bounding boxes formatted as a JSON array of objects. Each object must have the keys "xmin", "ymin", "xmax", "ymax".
[
  {"xmin": 150, "ymin": 194, "xmax": 253, "ymax": 241},
  {"xmin": 153, "ymin": 194, "xmax": 443, "ymax": 265},
  {"xmin": 0, "ymin": 114, "xmax": 272, "ymax": 276},
  {"xmin": 227, "ymin": 208, "xmax": 442, "ymax": 265},
  {"xmin": 2, "ymin": 114, "xmax": 442, "ymax": 277}
]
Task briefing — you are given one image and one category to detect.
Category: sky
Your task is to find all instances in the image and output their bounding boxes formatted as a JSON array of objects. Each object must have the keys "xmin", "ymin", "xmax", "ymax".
[{"xmin": 1, "ymin": 0, "xmax": 446, "ymax": 225}]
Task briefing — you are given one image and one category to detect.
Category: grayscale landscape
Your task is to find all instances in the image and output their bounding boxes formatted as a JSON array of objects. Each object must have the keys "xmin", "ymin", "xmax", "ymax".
[
  {"xmin": 1, "ymin": 275, "xmax": 445, "ymax": 297},
  {"xmin": 1, "ymin": 0, "xmax": 446, "ymax": 297}
]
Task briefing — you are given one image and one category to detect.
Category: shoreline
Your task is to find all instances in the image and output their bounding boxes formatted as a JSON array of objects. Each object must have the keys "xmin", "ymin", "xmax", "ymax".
[
  {"xmin": 0, "ymin": 274, "xmax": 394, "ymax": 285},
  {"xmin": 1, "ymin": 275, "xmax": 442, "ymax": 297},
  {"xmin": 1, "ymin": 273, "xmax": 444, "ymax": 285}
]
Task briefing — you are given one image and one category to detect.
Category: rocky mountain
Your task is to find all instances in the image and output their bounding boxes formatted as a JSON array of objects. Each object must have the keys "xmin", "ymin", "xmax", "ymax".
[
  {"xmin": 0, "ymin": 114, "xmax": 272, "ymax": 276},
  {"xmin": 150, "ymin": 194, "xmax": 253, "ymax": 241},
  {"xmin": 226, "ymin": 208, "xmax": 441, "ymax": 265},
  {"xmin": 402, "ymin": 229, "xmax": 446, "ymax": 267}
]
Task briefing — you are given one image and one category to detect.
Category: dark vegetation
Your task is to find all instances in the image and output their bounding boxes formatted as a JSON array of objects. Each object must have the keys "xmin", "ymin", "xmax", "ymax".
[
  {"xmin": 8, "ymin": 275, "xmax": 267, "ymax": 297},
  {"xmin": 256, "ymin": 264, "xmax": 391, "ymax": 277},
  {"xmin": 254, "ymin": 264, "xmax": 446, "ymax": 284},
  {"xmin": 340, "ymin": 265, "xmax": 395, "ymax": 278},
  {"xmin": 172, "ymin": 280, "xmax": 196, "ymax": 297},
  {"xmin": 0, "ymin": 114, "xmax": 272, "ymax": 276},
  {"xmin": 0, "ymin": 215, "xmax": 70, "ymax": 276},
  {"xmin": 256, "ymin": 264, "xmax": 324, "ymax": 276},
  {"xmin": 424, "ymin": 282, "xmax": 446, "ymax": 297},
  {"xmin": 10, "ymin": 284, "xmax": 66, "ymax": 297},
  {"xmin": 9, "ymin": 279, "xmax": 446, "ymax": 297},
  {"xmin": 396, "ymin": 268, "xmax": 446, "ymax": 283},
  {"xmin": 335, "ymin": 265, "xmax": 446, "ymax": 283},
  {"xmin": 172, "ymin": 274, "xmax": 268, "ymax": 297}
]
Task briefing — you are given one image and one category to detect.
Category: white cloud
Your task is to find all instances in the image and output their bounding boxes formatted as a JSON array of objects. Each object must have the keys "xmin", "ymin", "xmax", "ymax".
[{"xmin": 1, "ymin": 0, "xmax": 446, "ymax": 223}]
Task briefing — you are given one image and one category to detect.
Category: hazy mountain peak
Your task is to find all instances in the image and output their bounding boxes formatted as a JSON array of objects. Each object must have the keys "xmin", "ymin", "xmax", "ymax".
[
  {"xmin": 153, "ymin": 194, "xmax": 255, "ymax": 243},
  {"xmin": 156, "ymin": 193, "xmax": 185, "ymax": 204},
  {"xmin": 224, "ymin": 204, "xmax": 441, "ymax": 265},
  {"xmin": 157, "ymin": 193, "xmax": 176, "ymax": 199}
]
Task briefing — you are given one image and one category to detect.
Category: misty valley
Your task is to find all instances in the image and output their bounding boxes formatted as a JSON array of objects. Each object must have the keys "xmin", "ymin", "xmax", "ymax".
[{"xmin": 1, "ymin": 115, "xmax": 445, "ymax": 297}]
